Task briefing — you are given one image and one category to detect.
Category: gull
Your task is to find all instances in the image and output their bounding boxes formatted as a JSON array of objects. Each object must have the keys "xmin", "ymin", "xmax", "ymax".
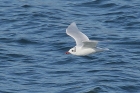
[{"xmin": 66, "ymin": 22, "xmax": 108, "ymax": 56}]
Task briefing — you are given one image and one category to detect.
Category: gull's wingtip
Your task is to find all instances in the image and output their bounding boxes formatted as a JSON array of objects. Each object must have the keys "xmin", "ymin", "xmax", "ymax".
[
  {"xmin": 66, "ymin": 22, "xmax": 76, "ymax": 33},
  {"xmin": 71, "ymin": 22, "xmax": 76, "ymax": 24},
  {"xmin": 69, "ymin": 22, "xmax": 76, "ymax": 27}
]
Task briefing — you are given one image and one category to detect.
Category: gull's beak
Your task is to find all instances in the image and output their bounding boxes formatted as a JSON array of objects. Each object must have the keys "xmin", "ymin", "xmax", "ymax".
[{"xmin": 65, "ymin": 51, "xmax": 70, "ymax": 54}]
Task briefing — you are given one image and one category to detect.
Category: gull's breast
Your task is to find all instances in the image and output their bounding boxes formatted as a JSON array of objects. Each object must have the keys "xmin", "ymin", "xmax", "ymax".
[{"xmin": 76, "ymin": 48, "xmax": 96, "ymax": 56}]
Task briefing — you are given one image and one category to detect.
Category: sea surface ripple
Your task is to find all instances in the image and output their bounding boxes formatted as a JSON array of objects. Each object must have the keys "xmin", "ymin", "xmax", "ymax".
[{"xmin": 0, "ymin": 0, "xmax": 140, "ymax": 93}]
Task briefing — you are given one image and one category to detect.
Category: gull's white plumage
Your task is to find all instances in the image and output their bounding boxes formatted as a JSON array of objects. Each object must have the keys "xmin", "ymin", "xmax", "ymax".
[
  {"xmin": 66, "ymin": 22, "xmax": 89, "ymax": 47},
  {"xmin": 66, "ymin": 22, "xmax": 107, "ymax": 56}
]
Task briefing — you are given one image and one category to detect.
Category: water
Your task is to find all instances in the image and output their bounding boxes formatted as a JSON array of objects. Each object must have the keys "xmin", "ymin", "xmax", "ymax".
[{"xmin": 0, "ymin": 0, "xmax": 140, "ymax": 93}]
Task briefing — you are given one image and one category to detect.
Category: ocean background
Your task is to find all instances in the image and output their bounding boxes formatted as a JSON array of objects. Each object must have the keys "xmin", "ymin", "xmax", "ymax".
[{"xmin": 0, "ymin": 0, "xmax": 140, "ymax": 93}]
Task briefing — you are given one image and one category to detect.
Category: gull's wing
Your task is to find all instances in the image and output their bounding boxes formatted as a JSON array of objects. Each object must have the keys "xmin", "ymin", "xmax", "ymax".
[
  {"xmin": 66, "ymin": 22, "xmax": 89, "ymax": 46},
  {"xmin": 82, "ymin": 40, "xmax": 98, "ymax": 48}
]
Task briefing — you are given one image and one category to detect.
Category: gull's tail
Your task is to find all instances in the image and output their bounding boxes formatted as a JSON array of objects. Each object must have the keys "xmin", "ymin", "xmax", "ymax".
[{"xmin": 96, "ymin": 47, "xmax": 109, "ymax": 52}]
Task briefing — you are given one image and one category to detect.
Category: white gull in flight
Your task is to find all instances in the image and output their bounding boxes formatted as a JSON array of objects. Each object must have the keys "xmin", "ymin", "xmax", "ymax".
[{"xmin": 66, "ymin": 22, "xmax": 108, "ymax": 56}]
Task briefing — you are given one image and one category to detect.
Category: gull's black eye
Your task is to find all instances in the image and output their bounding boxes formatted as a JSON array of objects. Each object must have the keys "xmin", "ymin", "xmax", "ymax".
[{"xmin": 72, "ymin": 47, "xmax": 76, "ymax": 52}]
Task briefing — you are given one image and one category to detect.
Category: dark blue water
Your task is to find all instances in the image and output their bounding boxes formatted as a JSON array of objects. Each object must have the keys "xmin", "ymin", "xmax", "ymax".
[{"xmin": 0, "ymin": 0, "xmax": 140, "ymax": 93}]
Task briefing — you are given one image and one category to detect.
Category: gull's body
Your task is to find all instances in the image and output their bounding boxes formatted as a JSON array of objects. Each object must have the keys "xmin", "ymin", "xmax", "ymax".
[
  {"xmin": 66, "ymin": 22, "xmax": 108, "ymax": 56},
  {"xmin": 69, "ymin": 46, "xmax": 96, "ymax": 56}
]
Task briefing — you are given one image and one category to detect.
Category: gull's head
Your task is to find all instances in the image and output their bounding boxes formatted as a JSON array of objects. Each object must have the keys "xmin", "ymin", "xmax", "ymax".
[{"xmin": 66, "ymin": 47, "xmax": 77, "ymax": 55}]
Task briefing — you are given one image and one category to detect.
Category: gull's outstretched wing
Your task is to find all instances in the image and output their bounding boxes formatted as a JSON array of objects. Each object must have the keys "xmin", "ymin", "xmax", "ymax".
[
  {"xmin": 82, "ymin": 40, "xmax": 98, "ymax": 48},
  {"xmin": 66, "ymin": 22, "xmax": 89, "ymax": 46}
]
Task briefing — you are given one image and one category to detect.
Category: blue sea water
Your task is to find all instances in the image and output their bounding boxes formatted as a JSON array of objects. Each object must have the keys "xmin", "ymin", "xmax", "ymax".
[{"xmin": 0, "ymin": 0, "xmax": 140, "ymax": 93}]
